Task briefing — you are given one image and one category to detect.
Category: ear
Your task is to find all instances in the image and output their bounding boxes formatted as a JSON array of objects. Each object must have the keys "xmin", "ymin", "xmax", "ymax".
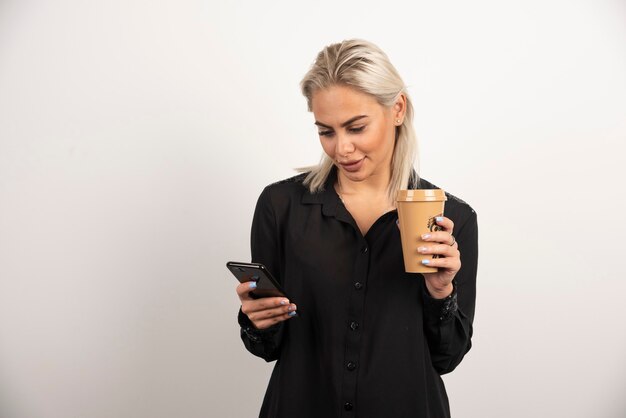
[{"xmin": 393, "ymin": 92, "xmax": 407, "ymax": 122}]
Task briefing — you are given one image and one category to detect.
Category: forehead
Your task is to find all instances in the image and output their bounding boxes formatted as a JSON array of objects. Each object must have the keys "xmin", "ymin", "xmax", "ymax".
[{"xmin": 311, "ymin": 85, "xmax": 382, "ymax": 121}]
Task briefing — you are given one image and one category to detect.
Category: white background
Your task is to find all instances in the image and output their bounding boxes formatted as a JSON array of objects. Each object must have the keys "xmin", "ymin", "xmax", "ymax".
[{"xmin": 1, "ymin": 0, "xmax": 625, "ymax": 417}]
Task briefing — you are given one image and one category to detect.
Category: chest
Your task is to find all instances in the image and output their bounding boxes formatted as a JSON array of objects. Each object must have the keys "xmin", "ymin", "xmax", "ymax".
[{"xmin": 342, "ymin": 199, "xmax": 396, "ymax": 236}]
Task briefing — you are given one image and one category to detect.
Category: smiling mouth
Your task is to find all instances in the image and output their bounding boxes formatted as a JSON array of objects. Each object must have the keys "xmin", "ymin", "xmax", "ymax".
[
  {"xmin": 338, "ymin": 158, "xmax": 365, "ymax": 172},
  {"xmin": 339, "ymin": 158, "xmax": 363, "ymax": 166}
]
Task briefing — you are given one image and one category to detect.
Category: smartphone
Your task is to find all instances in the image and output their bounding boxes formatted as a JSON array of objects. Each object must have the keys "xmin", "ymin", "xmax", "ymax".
[{"xmin": 226, "ymin": 261, "xmax": 290, "ymax": 300}]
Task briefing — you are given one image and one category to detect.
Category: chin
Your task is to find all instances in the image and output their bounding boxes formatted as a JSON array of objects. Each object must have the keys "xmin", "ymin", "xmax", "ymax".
[{"xmin": 340, "ymin": 168, "xmax": 369, "ymax": 182}]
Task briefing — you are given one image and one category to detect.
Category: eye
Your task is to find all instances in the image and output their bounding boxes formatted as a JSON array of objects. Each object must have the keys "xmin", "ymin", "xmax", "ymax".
[{"xmin": 348, "ymin": 126, "xmax": 365, "ymax": 133}]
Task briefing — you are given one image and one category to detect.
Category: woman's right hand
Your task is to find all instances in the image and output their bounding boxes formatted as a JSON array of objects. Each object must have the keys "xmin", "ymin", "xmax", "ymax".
[{"xmin": 236, "ymin": 281, "xmax": 298, "ymax": 330}]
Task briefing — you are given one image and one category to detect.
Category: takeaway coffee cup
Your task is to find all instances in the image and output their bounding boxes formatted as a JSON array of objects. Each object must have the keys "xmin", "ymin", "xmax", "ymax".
[{"xmin": 396, "ymin": 189, "xmax": 447, "ymax": 273}]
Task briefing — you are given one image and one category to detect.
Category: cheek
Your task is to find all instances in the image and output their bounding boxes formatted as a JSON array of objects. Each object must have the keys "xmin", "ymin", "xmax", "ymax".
[
  {"xmin": 363, "ymin": 128, "xmax": 390, "ymax": 153},
  {"xmin": 320, "ymin": 139, "xmax": 335, "ymax": 157}
]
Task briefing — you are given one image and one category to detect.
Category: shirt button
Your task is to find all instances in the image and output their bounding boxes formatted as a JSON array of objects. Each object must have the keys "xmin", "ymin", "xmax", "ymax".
[
  {"xmin": 354, "ymin": 282, "xmax": 363, "ymax": 290},
  {"xmin": 344, "ymin": 402, "xmax": 353, "ymax": 411},
  {"xmin": 347, "ymin": 361, "xmax": 357, "ymax": 371},
  {"xmin": 350, "ymin": 321, "xmax": 359, "ymax": 331}
]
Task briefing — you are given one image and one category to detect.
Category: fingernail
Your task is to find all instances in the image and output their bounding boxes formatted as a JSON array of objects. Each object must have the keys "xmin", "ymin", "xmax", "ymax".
[
  {"xmin": 417, "ymin": 246, "xmax": 427, "ymax": 253},
  {"xmin": 422, "ymin": 233, "xmax": 431, "ymax": 239},
  {"xmin": 280, "ymin": 300, "xmax": 288, "ymax": 305},
  {"xmin": 288, "ymin": 311, "xmax": 297, "ymax": 317},
  {"xmin": 436, "ymin": 216, "xmax": 443, "ymax": 222},
  {"xmin": 249, "ymin": 281, "xmax": 257, "ymax": 289},
  {"xmin": 422, "ymin": 259, "xmax": 430, "ymax": 265}
]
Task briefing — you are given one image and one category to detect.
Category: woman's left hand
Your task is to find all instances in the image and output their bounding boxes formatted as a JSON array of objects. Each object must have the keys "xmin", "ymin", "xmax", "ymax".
[{"xmin": 414, "ymin": 216, "xmax": 461, "ymax": 299}]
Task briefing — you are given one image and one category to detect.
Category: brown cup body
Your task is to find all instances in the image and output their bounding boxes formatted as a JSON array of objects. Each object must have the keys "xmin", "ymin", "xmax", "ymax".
[{"xmin": 396, "ymin": 189, "xmax": 447, "ymax": 273}]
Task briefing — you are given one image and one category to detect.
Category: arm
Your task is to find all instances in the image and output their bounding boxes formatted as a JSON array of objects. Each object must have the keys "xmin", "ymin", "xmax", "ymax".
[
  {"xmin": 422, "ymin": 209, "xmax": 478, "ymax": 374},
  {"xmin": 238, "ymin": 306, "xmax": 284, "ymax": 362},
  {"xmin": 237, "ymin": 186, "xmax": 286, "ymax": 362}
]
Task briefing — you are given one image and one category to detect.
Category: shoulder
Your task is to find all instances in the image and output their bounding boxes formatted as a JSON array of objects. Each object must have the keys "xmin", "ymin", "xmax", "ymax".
[
  {"xmin": 257, "ymin": 172, "xmax": 309, "ymax": 208},
  {"xmin": 267, "ymin": 172, "xmax": 308, "ymax": 189},
  {"xmin": 263, "ymin": 172, "xmax": 308, "ymax": 196},
  {"xmin": 418, "ymin": 177, "xmax": 477, "ymax": 225}
]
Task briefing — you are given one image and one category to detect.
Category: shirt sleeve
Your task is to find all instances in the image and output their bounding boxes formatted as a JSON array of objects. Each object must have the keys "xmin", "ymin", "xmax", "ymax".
[
  {"xmin": 237, "ymin": 185, "xmax": 285, "ymax": 362},
  {"xmin": 422, "ymin": 208, "xmax": 478, "ymax": 375}
]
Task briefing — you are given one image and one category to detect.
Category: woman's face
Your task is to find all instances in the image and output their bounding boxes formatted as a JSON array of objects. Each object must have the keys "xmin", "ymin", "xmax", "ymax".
[{"xmin": 311, "ymin": 84, "xmax": 404, "ymax": 183}]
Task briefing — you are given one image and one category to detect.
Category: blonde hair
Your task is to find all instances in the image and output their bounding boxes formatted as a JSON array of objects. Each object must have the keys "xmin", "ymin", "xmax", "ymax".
[{"xmin": 296, "ymin": 39, "xmax": 419, "ymax": 203}]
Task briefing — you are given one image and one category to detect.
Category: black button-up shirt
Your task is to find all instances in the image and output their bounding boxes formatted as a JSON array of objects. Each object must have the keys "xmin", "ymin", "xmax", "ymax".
[{"xmin": 238, "ymin": 166, "xmax": 478, "ymax": 418}]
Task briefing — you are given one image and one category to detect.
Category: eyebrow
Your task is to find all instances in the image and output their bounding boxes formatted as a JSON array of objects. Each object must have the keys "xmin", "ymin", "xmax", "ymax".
[{"xmin": 314, "ymin": 115, "xmax": 368, "ymax": 129}]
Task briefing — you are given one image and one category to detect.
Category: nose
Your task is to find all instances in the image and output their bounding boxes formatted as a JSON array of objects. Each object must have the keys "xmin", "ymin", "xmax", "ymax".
[{"xmin": 336, "ymin": 132, "xmax": 356, "ymax": 159}]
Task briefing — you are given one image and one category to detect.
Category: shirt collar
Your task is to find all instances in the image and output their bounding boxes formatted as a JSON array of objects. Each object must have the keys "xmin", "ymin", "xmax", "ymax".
[
  {"xmin": 300, "ymin": 165, "xmax": 343, "ymax": 218},
  {"xmin": 301, "ymin": 166, "xmax": 421, "ymax": 218}
]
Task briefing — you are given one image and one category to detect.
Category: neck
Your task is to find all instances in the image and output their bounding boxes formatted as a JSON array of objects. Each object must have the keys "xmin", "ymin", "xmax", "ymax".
[{"xmin": 336, "ymin": 166, "xmax": 392, "ymax": 198}]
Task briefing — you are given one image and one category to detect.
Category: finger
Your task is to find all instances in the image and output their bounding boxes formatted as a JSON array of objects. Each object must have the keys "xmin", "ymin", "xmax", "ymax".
[
  {"xmin": 236, "ymin": 282, "xmax": 290, "ymax": 305},
  {"xmin": 417, "ymin": 243, "xmax": 459, "ymax": 258},
  {"xmin": 247, "ymin": 303, "xmax": 297, "ymax": 323},
  {"xmin": 241, "ymin": 296, "xmax": 291, "ymax": 316},
  {"xmin": 236, "ymin": 281, "xmax": 258, "ymax": 301},
  {"xmin": 254, "ymin": 311, "xmax": 298, "ymax": 329},
  {"xmin": 421, "ymin": 255, "xmax": 461, "ymax": 271},
  {"xmin": 236, "ymin": 281, "xmax": 289, "ymax": 304},
  {"xmin": 421, "ymin": 231, "xmax": 456, "ymax": 246},
  {"xmin": 434, "ymin": 216, "xmax": 454, "ymax": 232}
]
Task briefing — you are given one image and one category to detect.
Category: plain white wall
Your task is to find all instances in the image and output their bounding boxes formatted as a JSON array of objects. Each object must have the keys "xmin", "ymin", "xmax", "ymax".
[{"xmin": 1, "ymin": 0, "xmax": 625, "ymax": 417}]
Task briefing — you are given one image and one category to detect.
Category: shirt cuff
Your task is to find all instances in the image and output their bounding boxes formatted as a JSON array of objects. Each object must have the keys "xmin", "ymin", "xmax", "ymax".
[
  {"xmin": 238, "ymin": 307, "xmax": 282, "ymax": 342},
  {"xmin": 422, "ymin": 281, "xmax": 458, "ymax": 323}
]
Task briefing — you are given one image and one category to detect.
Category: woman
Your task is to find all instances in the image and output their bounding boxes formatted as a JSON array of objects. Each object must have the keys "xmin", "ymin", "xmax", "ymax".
[{"xmin": 235, "ymin": 39, "xmax": 478, "ymax": 418}]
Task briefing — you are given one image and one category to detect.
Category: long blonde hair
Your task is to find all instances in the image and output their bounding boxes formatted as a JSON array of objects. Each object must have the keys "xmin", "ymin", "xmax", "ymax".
[{"xmin": 296, "ymin": 39, "xmax": 419, "ymax": 203}]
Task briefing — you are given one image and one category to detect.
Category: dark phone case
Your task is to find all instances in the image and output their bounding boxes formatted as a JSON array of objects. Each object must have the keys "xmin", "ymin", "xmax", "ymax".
[{"xmin": 226, "ymin": 261, "xmax": 289, "ymax": 300}]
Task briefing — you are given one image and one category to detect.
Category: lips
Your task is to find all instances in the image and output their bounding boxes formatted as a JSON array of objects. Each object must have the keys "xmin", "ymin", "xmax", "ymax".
[{"xmin": 339, "ymin": 158, "xmax": 364, "ymax": 172}]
